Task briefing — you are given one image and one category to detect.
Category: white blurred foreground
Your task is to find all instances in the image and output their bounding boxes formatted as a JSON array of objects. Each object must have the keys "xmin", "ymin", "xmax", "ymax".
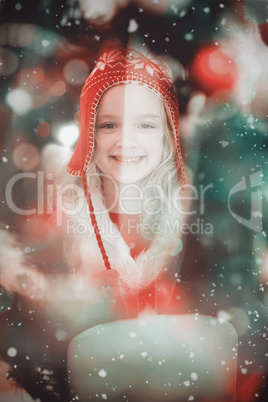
[{"xmin": 68, "ymin": 314, "xmax": 238, "ymax": 401}]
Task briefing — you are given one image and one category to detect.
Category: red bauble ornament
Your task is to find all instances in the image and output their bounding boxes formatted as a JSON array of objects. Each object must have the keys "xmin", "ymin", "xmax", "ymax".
[{"xmin": 190, "ymin": 46, "xmax": 238, "ymax": 95}]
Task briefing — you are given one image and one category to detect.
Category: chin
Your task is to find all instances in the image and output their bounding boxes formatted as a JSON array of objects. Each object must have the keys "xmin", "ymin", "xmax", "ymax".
[{"xmin": 117, "ymin": 174, "xmax": 146, "ymax": 185}]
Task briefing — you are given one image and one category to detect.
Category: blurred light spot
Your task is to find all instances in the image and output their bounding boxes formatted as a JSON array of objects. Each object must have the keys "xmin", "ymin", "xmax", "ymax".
[
  {"xmin": 36, "ymin": 122, "xmax": 50, "ymax": 138},
  {"xmin": 50, "ymin": 80, "xmax": 66, "ymax": 96},
  {"xmin": 219, "ymin": 140, "xmax": 229, "ymax": 147},
  {"xmin": 128, "ymin": 19, "xmax": 139, "ymax": 33},
  {"xmin": 42, "ymin": 143, "xmax": 71, "ymax": 172},
  {"xmin": 17, "ymin": 68, "xmax": 51, "ymax": 109},
  {"xmin": 12, "ymin": 143, "xmax": 40, "ymax": 170},
  {"xmin": 57, "ymin": 123, "xmax": 79, "ymax": 147},
  {"xmin": 187, "ymin": 92, "xmax": 207, "ymax": 116},
  {"xmin": 0, "ymin": 23, "xmax": 37, "ymax": 48},
  {"xmin": 98, "ymin": 369, "xmax": 107, "ymax": 378},
  {"xmin": 191, "ymin": 47, "xmax": 237, "ymax": 94},
  {"xmin": 55, "ymin": 329, "xmax": 68, "ymax": 341},
  {"xmin": 184, "ymin": 33, "xmax": 194, "ymax": 41},
  {"xmin": 217, "ymin": 310, "xmax": 232, "ymax": 321},
  {"xmin": 74, "ymin": 109, "xmax": 81, "ymax": 125},
  {"xmin": 63, "ymin": 58, "xmax": 89, "ymax": 85},
  {"xmin": 18, "ymin": 67, "xmax": 44, "ymax": 84},
  {"xmin": 0, "ymin": 48, "xmax": 19, "ymax": 76},
  {"xmin": 6, "ymin": 88, "xmax": 32, "ymax": 114},
  {"xmin": 15, "ymin": 3, "xmax": 22, "ymax": 11},
  {"xmin": 26, "ymin": 29, "xmax": 58, "ymax": 55},
  {"xmin": 179, "ymin": 117, "xmax": 194, "ymax": 138},
  {"xmin": 2, "ymin": 156, "xmax": 8, "ymax": 163},
  {"xmin": 42, "ymin": 39, "xmax": 50, "ymax": 47},
  {"xmin": 238, "ymin": 51, "xmax": 262, "ymax": 81},
  {"xmin": 191, "ymin": 372, "xmax": 198, "ymax": 381},
  {"xmin": 81, "ymin": 0, "xmax": 118, "ymax": 24},
  {"xmin": 7, "ymin": 347, "xmax": 17, "ymax": 357}
]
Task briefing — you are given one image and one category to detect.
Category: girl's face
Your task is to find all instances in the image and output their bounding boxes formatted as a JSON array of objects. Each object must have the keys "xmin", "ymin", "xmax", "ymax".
[{"xmin": 95, "ymin": 84, "xmax": 164, "ymax": 186}]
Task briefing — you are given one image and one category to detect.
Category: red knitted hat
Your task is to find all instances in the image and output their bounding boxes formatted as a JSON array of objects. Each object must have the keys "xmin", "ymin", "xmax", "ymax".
[{"xmin": 67, "ymin": 47, "xmax": 185, "ymax": 187}]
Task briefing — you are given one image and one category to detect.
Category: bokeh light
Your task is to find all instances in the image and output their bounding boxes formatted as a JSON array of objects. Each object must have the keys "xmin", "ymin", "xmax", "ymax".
[
  {"xmin": 190, "ymin": 46, "xmax": 237, "ymax": 94},
  {"xmin": 56, "ymin": 123, "xmax": 79, "ymax": 147},
  {"xmin": 6, "ymin": 88, "xmax": 32, "ymax": 114},
  {"xmin": 36, "ymin": 122, "xmax": 50, "ymax": 138},
  {"xmin": 16, "ymin": 67, "xmax": 52, "ymax": 109},
  {"xmin": 27, "ymin": 27, "xmax": 59, "ymax": 56},
  {"xmin": 63, "ymin": 58, "xmax": 89, "ymax": 85},
  {"xmin": 187, "ymin": 92, "xmax": 207, "ymax": 120},
  {"xmin": 42, "ymin": 143, "xmax": 72, "ymax": 172},
  {"xmin": 50, "ymin": 80, "xmax": 66, "ymax": 96},
  {"xmin": 0, "ymin": 47, "xmax": 19, "ymax": 76},
  {"xmin": 12, "ymin": 143, "xmax": 40, "ymax": 171}
]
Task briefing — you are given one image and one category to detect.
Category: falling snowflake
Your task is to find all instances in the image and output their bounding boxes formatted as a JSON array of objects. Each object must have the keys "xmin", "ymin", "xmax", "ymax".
[
  {"xmin": 7, "ymin": 347, "xmax": 17, "ymax": 357},
  {"xmin": 191, "ymin": 372, "xmax": 198, "ymax": 381},
  {"xmin": 128, "ymin": 19, "xmax": 139, "ymax": 33},
  {"xmin": 98, "ymin": 369, "xmax": 107, "ymax": 378}
]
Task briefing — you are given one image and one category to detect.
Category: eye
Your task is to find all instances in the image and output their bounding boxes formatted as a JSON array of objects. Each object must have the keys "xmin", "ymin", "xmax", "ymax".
[
  {"xmin": 100, "ymin": 123, "xmax": 117, "ymax": 129},
  {"xmin": 139, "ymin": 123, "xmax": 154, "ymax": 129},
  {"xmin": 97, "ymin": 123, "xmax": 118, "ymax": 131}
]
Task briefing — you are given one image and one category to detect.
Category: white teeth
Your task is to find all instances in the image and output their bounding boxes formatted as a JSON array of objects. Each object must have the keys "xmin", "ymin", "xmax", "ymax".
[{"xmin": 113, "ymin": 156, "xmax": 142, "ymax": 162}]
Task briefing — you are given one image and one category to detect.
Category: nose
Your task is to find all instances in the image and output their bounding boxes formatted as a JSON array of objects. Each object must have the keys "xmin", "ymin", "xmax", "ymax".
[{"xmin": 115, "ymin": 125, "xmax": 138, "ymax": 148}]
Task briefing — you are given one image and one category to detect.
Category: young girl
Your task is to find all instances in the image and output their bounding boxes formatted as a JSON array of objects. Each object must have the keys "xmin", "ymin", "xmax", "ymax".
[
  {"xmin": 63, "ymin": 46, "xmax": 185, "ymax": 313},
  {"xmin": 64, "ymin": 54, "xmax": 239, "ymax": 401}
]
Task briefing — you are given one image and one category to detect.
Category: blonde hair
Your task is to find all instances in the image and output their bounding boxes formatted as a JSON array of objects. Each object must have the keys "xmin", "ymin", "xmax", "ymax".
[{"xmin": 139, "ymin": 104, "xmax": 181, "ymax": 241}]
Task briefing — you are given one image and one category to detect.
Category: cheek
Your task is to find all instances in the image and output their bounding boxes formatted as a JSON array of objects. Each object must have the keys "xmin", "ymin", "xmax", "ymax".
[
  {"xmin": 148, "ymin": 136, "xmax": 164, "ymax": 160},
  {"xmin": 95, "ymin": 136, "xmax": 110, "ymax": 154},
  {"xmin": 94, "ymin": 140, "xmax": 109, "ymax": 169}
]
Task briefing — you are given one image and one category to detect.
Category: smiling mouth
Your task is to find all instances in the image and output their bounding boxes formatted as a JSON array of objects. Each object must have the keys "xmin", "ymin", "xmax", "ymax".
[{"xmin": 111, "ymin": 156, "xmax": 144, "ymax": 162}]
